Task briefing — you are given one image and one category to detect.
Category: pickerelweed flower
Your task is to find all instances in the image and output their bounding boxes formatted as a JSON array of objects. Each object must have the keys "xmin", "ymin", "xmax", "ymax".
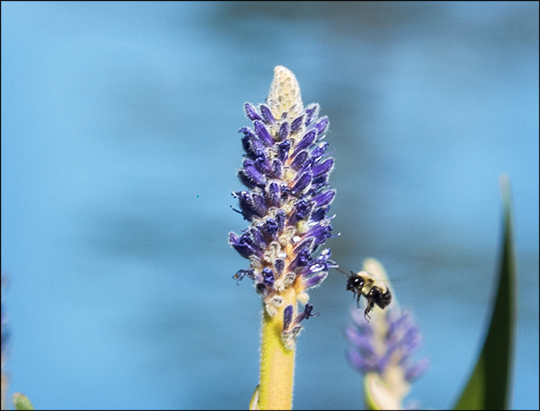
[
  {"xmin": 229, "ymin": 66, "xmax": 336, "ymax": 409},
  {"xmin": 346, "ymin": 259, "xmax": 429, "ymax": 410}
]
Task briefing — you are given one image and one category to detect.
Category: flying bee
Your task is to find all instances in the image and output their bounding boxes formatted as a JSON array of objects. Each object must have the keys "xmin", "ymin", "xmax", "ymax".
[{"xmin": 337, "ymin": 268, "xmax": 392, "ymax": 321}]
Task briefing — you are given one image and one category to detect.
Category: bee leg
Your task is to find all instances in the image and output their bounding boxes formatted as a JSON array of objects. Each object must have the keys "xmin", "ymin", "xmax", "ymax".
[
  {"xmin": 363, "ymin": 306, "xmax": 372, "ymax": 322},
  {"xmin": 356, "ymin": 293, "xmax": 362, "ymax": 309},
  {"xmin": 363, "ymin": 296, "xmax": 374, "ymax": 322}
]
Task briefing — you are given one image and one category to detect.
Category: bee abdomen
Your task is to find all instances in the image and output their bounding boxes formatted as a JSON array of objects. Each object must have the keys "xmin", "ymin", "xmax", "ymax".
[{"xmin": 375, "ymin": 288, "xmax": 392, "ymax": 309}]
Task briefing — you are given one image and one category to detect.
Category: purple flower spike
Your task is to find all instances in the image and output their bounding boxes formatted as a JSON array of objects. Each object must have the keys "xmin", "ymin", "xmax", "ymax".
[
  {"xmin": 230, "ymin": 66, "xmax": 337, "ymax": 347},
  {"xmin": 345, "ymin": 262, "xmax": 429, "ymax": 408}
]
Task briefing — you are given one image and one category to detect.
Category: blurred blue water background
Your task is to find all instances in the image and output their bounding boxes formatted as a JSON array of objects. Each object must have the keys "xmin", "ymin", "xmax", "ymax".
[{"xmin": 1, "ymin": 2, "xmax": 538, "ymax": 409}]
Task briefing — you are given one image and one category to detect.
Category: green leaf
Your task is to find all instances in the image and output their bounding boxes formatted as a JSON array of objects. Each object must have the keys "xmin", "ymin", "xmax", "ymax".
[
  {"xmin": 454, "ymin": 175, "xmax": 517, "ymax": 410},
  {"xmin": 12, "ymin": 392, "xmax": 34, "ymax": 410},
  {"xmin": 249, "ymin": 385, "xmax": 259, "ymax": 410}
]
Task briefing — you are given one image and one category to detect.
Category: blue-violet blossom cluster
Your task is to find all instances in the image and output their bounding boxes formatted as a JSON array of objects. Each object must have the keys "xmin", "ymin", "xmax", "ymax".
[
  {"xmin": 229, "ymin": 66, "xmax": 336, "ymax": 348},
  {"xmin": 346, "ymin": 260, "xmax": 429, "ymax": 409}
]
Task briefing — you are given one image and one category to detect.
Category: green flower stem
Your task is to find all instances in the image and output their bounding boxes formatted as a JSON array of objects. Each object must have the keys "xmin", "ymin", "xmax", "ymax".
[{"xmin": 258, "ymin": 287, "xmax": 296, "ymax": 410}]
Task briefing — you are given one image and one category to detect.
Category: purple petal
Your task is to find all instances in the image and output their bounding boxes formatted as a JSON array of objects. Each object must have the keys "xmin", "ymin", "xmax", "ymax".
[
  {"xmin": 314, "ymin": 116, "xmax": 329, "ymax": 136},
  {"xmin": 283, "ymin": 305, "xmax": 294, "ymax": 331},
  {"xmin": 233, "ymin": 268, "xmax": 254, "ymax": 284},
  {"xmin": 311, "ymin": 142, "xmax": 328, "ymax": 161},
  {"xmin": 235, "ymin": 191, "xmax": 264, "ymax": 219},
  {"xmin": 311, "ymin": 206, "xmax": 328, "ymax": 222},
  {"xmin": 244, "ymin": 102, "xmax": 262, "ymax": 121},
  {"xmin": 291, "ymin": 172, "xmax": 312, "ymax": 194},
  {"xmin": 254, "ymin": 120, "xmax": 274, "ymax": 146},
  {"xmin": 266, "ymin": 182, "xmax": 280, "ymax": 207},
  {"xmin": 312, "ymin": 190, "xmax": 335, "ymax": 207},
  {"xmin": 290, "ymin": 115, "xmax": 304, "ymax": 132},
  {"xmin": 298, "ymin": 158, "xmax": 313, "ymax": 175},
  {"xmin": 278, "ymin": 140, "xmax": 291, "ymax": 162},
  {"xmin": 290, "ymin": 199, "xmax": 312, "ymax": 222},
  {"xmin": 377, "ymin": 354, "xmax": 391, "ymax": 374},
  {"xmin": 302, "ymin": 304, "xmax": 319, "ymax": 320},
  {"xmin": 291, "ymin": 151, "xmax": 309, "ymax": 170},
  {"xmin": 275, "ymin": 209, "xmax": 286, "ymax": 232},
  {"xmin": 254, "ymin": 150, "xmax": 272, "ymax": 174},
  {"xmin": 304, "ymin": 104, "xmax": 319, "ymax": 125},
  {"xmin": 238, "ymin": 170, "xmax": 258, "ymax": 189},
  {"xmin": 307, "ymin": 223, "xmax": 332, "ymax": 247},
  {"xmin": 403, "ymin": 326, "xmax": 424, "ymax": 353},
  {"xmin": 239, "ymin": 127, "xmax": 259, "ymax": 158},
  {"xmin": 242, "ymin": 160, "xmax": 267, "ymax": 186},
  {"xmin": 262, "ymin": 267, "xmax": 275, "ymax": 287},
  {"xmin": 251, "ymin": 193, "xmax": 268, "ymax": 216},
  {"xmin": 289, "ymin": 247, "xmax": 310, "ymax": 270},
  {"xmin": 240, "ymin": 128, "xmax": 266, "ymax": 158},
  {"xmin": 311, "ymin": 173, "xmax": 328, "ymax": 191},
  {"xmin": 347, "ymin": 349, "xmax": 377, "ymax": 374},
  {"xmin": 279, "ymin": 122, "xmax": 289, "ymax": 140},
  {"xmin": 345, "ymin": 326, "xmax": 375, "ymax": 355},
  {"xmin": 405, "ymin": 358, "xmax": 430, "ymax": 382},
  {"xmin": 294, "ymin": 129, "xmax": 317, "ymax": 153},
  {"xmin": 239, "ymin": 126, "xmax": 256, "ymax": 139},
  {"xmin": 260, "ymin": 104, "xmax": 275, "ymax": 124},
  {"xmin": 302, "ymin": 272, "xmax": 327, "ymax": 289},
  {"xmin": 311, "ymin": 249, "xmax": 337, "ymax": 272},
  {"xmin": 312, "ymin": 158, "xmax": 334, "ymax": 177},
  {"xmin": 294, "ymin": 237, "xmax": 314, "ymax": 254},
  {"xmin": 294, "ymin": 303, "xmax": 319, "ymax": 322},
  {"xmin": 271, "ymin": 159, "xmax": 282, "ymax": 179},
  {"xmin": 228, "ymin": 232, "xmax": 257, "ymax": 259},
  {"xmin": 262, "ymin": 218, "xmax": 278, "ymax": 237}
]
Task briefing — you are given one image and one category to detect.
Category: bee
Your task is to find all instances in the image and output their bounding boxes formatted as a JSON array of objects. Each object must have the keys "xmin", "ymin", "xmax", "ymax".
[{"xmin": 337, "ymin": 268, "xmax": 392, "ymax": 321}]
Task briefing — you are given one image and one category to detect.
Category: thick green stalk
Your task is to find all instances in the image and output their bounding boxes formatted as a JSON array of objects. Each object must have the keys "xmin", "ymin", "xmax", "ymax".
[{"xmin": 258, "ymin": 287, "xmax": 296, "ymax": 410}]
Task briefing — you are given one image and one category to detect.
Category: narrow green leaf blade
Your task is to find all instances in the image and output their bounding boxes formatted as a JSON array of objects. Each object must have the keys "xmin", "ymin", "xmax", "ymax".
[{"xmin": 454, "ymin": 175, "xmax": 517, "ymax": 410}]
